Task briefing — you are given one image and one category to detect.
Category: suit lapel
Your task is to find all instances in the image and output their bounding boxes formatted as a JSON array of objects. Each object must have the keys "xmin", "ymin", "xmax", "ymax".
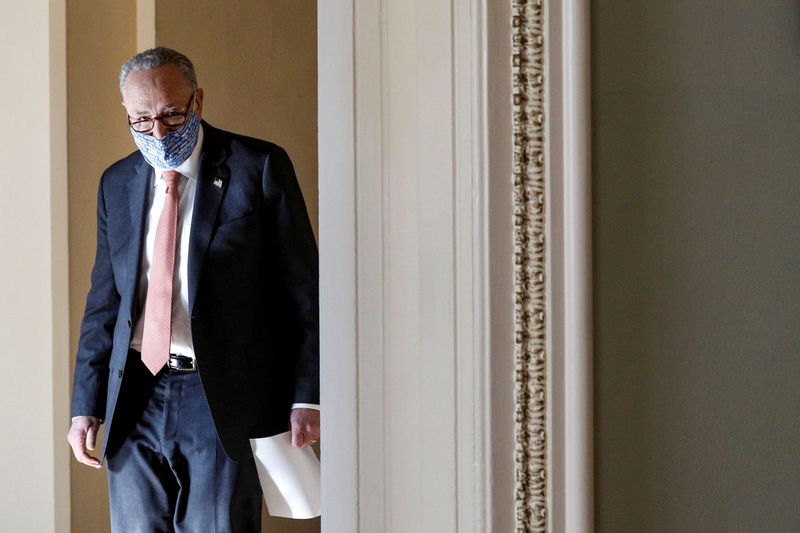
[
  {"xmin": 125, "ymin": 158, "xmax": 152, "ymax": 316},
  {"xmin": 188, "ymin": 127, "xmax": 230, "ymax": 314}
]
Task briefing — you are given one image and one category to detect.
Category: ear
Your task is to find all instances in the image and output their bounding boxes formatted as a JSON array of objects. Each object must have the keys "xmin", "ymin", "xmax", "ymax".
[{"xmin": 194, "ymin": 88, "xmax": 204, "ymax": 119}]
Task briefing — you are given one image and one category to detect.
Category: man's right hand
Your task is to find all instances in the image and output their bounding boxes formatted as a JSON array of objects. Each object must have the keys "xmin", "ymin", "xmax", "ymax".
[{"xmin": 67, "ymin": 416, "xmax": 103, "ymax": 469}]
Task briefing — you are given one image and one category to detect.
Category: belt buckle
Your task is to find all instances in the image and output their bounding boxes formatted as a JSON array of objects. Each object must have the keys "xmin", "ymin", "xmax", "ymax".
[{"xmin": 168, "ymin": 354, "xmax": 196, "ymax": 372}]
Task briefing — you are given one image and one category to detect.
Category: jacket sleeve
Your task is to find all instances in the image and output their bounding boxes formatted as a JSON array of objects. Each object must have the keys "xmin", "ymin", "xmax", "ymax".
[
  {"xmin": 262, "ymin": 146, "xmax": 320, "ymax": 405},
  {"xmin": 70, "ymin": 173, "xmax": 120, "ymax": 419}
]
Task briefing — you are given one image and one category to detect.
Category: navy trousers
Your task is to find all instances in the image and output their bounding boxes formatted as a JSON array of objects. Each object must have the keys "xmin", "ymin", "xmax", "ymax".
[{"xmin": 106, "ymin": 355, "xmax": 262, "ymax": 533}]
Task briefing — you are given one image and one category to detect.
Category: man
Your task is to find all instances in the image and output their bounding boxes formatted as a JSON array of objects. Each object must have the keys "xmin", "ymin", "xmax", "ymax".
[{"xmin": 67, "ymin": 47, "xmax": 320, "ymax": 532}]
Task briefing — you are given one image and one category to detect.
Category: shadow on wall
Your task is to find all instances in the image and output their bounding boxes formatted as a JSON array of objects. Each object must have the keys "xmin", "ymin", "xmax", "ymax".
[{"xmin": 593, "ymin": 1, "xmax": 800, "ymax": 531}]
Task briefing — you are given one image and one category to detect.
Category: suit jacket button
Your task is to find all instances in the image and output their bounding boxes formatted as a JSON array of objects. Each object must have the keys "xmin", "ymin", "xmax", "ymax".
[
  {"xmin": 127, "ymin": 319, "xmax": 131, "ymax": 327},
  {"xmin": 118, "ymin": 370, "xmax": 123, "ymax": 378}
]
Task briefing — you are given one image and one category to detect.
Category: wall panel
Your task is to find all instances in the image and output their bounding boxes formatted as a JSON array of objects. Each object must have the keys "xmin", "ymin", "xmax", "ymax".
[
  {"xmin": 0, "ymin": 1, "xmax": 69, "ymax": 531},
  {"xmin": 67, "ymin": 1, "xmax": 137, "ymax": 531},
  {"xmin": 593, "ymin": 1, "xmax": 800, "ymax": 530}
]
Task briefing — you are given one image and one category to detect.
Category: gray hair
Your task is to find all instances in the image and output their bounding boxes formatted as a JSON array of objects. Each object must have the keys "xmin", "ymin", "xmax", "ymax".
[{"xmin": 119, "ymin": 47, "xmax": 197, "ymax": 92}]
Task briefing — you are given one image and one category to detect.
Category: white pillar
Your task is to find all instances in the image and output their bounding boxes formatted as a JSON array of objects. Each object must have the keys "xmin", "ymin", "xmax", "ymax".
[
  {"xmin": 546, "ymin": 1, "xmax": 594, "ymax": 531},
  {"xmin": 0, "ymin": 1, "xmax": 70, "ymax": 531},
  {"xmin": 319, "ymin": 0, "xmax": 508, "ymax": 531}
]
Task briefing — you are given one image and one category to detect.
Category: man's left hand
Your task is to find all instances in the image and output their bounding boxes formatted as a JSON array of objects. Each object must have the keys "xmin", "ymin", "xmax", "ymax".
[{"xmin": 290, "ymin": 408, "xmax": 320, "ymax": 448}]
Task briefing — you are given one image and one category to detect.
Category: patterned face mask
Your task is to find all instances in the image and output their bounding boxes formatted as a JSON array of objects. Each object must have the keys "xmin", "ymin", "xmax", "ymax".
[{"xmin": 130, "ymin": 110, "xmax": 201, "ymax": 169}]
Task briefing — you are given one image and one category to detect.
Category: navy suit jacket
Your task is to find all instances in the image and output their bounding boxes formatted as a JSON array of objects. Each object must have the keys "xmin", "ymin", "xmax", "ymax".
[{"xmin": 71, "ymin": 122, "xmax": 320, "ymax": 461}]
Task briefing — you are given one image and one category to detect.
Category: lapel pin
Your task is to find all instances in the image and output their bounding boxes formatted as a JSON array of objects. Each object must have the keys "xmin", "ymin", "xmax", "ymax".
[{"xmin": 213, "ymin": 178, "xmax": 224, "ymax": 189}]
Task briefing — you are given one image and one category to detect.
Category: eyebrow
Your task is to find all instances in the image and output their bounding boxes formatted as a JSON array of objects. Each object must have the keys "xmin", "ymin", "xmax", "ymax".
[
  {"xmin": 127, "ymin": 91, "xmax": 193, "ymax": 117},
  {"xmin": 129, "ymin": 103, "xmax": 183, "ymax": 117}
]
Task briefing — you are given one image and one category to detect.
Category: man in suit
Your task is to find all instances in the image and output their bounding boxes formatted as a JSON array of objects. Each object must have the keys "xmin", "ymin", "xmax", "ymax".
[{"xmin": 67, "ymin": 47, "xmax": 320, "ymax": 532}]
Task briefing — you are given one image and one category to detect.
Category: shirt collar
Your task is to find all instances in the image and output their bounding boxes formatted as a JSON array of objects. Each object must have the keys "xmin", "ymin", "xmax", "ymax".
[{"xmin": 152, "ymin": 124, "xmax": 205, "ymax": 186}]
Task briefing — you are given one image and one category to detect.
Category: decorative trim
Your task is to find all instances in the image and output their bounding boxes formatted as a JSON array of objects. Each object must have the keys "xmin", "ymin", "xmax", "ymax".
[{"xmin": 512, "ymin": 0, "xmax": 548, "ymax": 531}]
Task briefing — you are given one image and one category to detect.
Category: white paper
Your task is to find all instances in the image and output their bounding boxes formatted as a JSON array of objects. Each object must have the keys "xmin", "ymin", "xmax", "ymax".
[{"xmin": 249, "ymin": 431, "xmax": 321, "ymax": 519}]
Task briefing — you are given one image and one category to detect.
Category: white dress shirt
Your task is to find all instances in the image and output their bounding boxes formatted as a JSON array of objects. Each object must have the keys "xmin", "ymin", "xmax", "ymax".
[
  {"xmin": 128, "ymin": 126, "xmax": 318, "ymax": 412},
  {"xmin": 129, "ymin": 128, "xmax": 202, "ymax": 358}
]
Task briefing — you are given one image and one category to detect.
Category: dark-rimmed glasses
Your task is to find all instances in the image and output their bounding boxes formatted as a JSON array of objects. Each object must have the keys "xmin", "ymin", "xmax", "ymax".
[{"xmin": 127, "ymin": 92, "xmax": 196, "ymax": 133}]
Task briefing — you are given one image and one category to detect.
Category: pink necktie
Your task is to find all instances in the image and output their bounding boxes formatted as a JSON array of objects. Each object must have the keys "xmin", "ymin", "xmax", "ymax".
[{"xmin": 140, "ymin": 170, "xmax": 181, "ymax": 375}]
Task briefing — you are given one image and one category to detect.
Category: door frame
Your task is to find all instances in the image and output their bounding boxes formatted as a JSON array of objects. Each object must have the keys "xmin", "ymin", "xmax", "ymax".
[{"xmin": 317, "ymin": 0, "xmax": 592, "ymax": 531}]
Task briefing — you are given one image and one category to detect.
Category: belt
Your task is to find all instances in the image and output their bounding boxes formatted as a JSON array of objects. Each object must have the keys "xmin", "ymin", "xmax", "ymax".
[{"xmin": 168, "ymin": 354, "xmax": 197, "ymax": 373}]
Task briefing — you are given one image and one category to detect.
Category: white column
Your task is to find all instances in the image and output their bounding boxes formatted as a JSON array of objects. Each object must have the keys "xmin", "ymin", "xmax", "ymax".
[
  {"xmin": 318, "ymin": 0, "xmax": 358, "ymax": 529},
  {"xmin": 0, "ymin": 1, "xmax": 70, "ymax": 531},
  {"xmin": 319, "ymin": 0, "xmax": 506, "ymax": 531},
  {"xmin": 547, "ymin": 0, "xmax": 594, "ymax": 531}
]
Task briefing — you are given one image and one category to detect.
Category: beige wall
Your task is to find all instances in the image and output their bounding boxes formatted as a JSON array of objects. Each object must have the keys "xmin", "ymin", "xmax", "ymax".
[
  {"xmin": 0, "ymin": 1, "xmax": 69, "ymax": 531},
  {"xmin": 593, "ymin": 1, "xmax": 800, "ymax": 530},
  {"xmin": 67, "ymin": 1, "xmax": 318, "ymax": 532},
  {"xmin": 67, "ymin": 1, "xmax": 138, "ymax": 531},
  {"xmin": 157, "ymin": 0, "xmax": 319, "ymax": 236}
]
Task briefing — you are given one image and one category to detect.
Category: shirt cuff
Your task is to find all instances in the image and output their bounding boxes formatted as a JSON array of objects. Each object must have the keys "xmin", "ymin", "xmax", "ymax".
[
  {"xmin": 291, "ymin": 403, "xmax": 320, "ymax": 411},
  {"xmin": 71, "ymin": 416, "xmax": 103, "ymax": 423}
]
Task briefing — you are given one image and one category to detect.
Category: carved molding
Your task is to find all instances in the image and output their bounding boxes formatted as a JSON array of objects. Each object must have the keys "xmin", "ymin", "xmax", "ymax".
[{"xmin": 512, "ymin": 0, "xmax": 548, "ymax": 531}]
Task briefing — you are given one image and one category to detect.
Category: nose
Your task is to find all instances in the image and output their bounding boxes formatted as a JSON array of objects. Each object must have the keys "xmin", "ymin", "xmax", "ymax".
[{"xmin": 151, "ymin": 120, "xmax": 169, "ymax": 140}]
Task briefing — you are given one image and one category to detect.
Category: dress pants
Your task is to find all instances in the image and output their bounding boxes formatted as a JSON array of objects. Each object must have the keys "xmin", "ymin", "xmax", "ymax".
[{"xmin": 106, "ymin": 353, "xmax": 262, "ymax": 533}]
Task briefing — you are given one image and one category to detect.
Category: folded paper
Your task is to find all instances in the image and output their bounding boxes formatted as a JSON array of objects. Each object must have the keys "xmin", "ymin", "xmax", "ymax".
[{"xmin": 249, "ymin": 431, "xmax": 321, "ymax": 519}]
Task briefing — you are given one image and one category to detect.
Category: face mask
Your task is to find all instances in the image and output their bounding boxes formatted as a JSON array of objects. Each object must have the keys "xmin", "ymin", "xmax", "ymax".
[{"xmin": 131, "ymin": 110, "xmax": 201, "ymax": 169}]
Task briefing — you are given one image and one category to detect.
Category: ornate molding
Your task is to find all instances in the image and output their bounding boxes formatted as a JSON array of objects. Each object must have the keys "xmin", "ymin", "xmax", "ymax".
[{"xmin": 512, "ymin": 0, "xmax": 548, "ymax": 531}]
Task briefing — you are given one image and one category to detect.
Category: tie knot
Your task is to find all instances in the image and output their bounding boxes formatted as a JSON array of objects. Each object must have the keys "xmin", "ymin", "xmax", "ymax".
[{"xmin": 161, "ymin": 170, "xmax": 182, "ymax": 190}]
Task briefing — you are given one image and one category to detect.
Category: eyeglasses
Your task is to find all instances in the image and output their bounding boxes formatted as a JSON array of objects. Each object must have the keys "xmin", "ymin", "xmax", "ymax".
[{"xmin": 127, "ymin": 92, "xmax": 196, "ymax": 133}]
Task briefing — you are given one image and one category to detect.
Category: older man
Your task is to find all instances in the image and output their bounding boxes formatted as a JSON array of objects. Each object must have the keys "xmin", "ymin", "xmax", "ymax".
[{"xmin": 67, "ymin": 47, "xmax": 320, "ymax": 532}]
